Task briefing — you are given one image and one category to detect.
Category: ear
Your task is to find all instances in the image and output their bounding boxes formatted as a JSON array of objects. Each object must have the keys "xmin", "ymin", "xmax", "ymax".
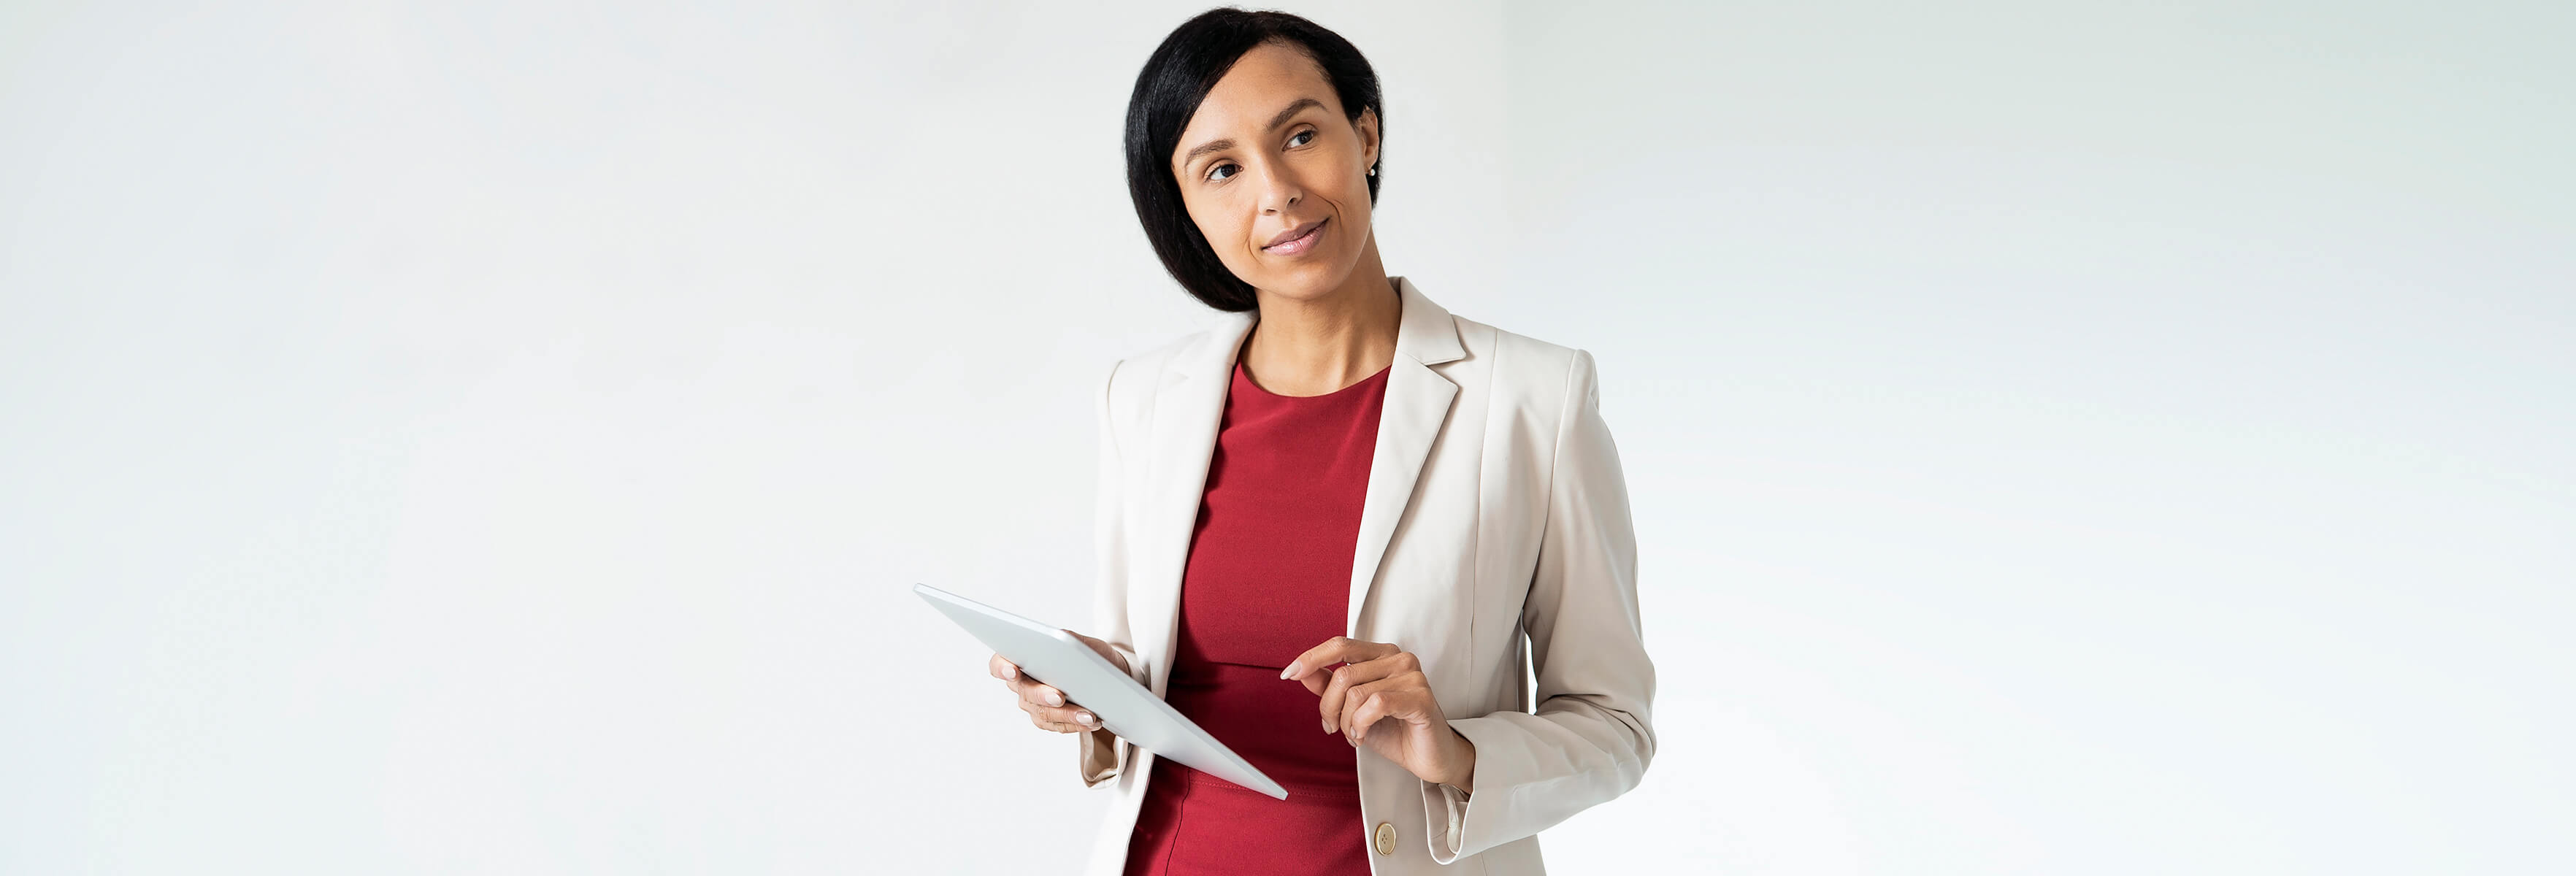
[{"xmin": 1354, "ymin": 106, "xmax": 1380, "ymax": 172}]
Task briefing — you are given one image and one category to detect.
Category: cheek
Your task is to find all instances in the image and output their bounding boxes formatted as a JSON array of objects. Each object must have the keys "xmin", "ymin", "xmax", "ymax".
[{"xmin": 1182, "ymin": 197, "xmax": 1242, "ymax": 245}]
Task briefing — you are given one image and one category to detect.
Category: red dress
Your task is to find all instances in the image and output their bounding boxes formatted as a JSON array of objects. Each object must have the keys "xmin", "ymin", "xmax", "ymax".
[{"xmin": 1123, "ymin": 353, "xmax": 1391, "ymax": 876}]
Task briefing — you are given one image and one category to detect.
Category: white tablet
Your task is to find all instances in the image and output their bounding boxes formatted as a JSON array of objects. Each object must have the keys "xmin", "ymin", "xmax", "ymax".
[{"xmin": 914, "ymin": 583, "xmax": 1289, "ymax": 799}]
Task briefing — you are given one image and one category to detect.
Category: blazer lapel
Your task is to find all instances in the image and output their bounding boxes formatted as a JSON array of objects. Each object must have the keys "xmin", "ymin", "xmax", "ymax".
[
  {"xmin": 1345, "ymin": 277, "xmax": 1465, "ymax": 636},
  {"xmin": 1132, "ymin": 277, "xmax": 1465, "ymax": 693},
  {"xmin": 1135, "ymin": 309, "xmax": 1254, "ymax": 694}
]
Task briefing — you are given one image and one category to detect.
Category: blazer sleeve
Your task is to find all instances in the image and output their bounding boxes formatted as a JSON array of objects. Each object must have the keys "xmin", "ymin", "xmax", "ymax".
[
  {"xmin": 1419, "ymin": 348, "xmax": 1657, "ymax": 862},
  {"xmin": 1078, "ymin": 358, "xmax": 1152, "ymax": 787}
]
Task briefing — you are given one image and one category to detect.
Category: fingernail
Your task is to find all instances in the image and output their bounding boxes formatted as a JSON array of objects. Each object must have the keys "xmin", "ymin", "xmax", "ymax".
[
  {"xmin": 1043, "ymin": 691, "xmax": 1061, "ymax": 707},
  {"xmin": 1078, "ymin": 712, "xmax": 1096, "ymax": 726},
  {"xmin": 1003, "ymin": 665, "xmax": 1016, "ymax": 680},
  {"xmin": 1322, "ymin": 718, "xmax": 1334, "ymax": 734},
  {"xmin": 1279, "ymin": 664, "xmax": 1295, "ymax": 680}
]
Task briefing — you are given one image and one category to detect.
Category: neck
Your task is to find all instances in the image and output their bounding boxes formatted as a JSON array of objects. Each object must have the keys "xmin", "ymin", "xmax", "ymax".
[{"xmin": 1241, "ymin": 246, "xmax": 1399, "ymax": 397}]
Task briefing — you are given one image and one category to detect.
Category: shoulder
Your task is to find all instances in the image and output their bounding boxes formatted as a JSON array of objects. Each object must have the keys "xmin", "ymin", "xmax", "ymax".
[
  {"xmin": 1094, "ymin": 312, "xmax": 1250, "ymax": 442},
  {"xmin": 1446, "ymin": 311, "xmax": 1600, "ymax": 420},
  {"xmin": 1099, "ymin": 320, "xmax": 1222, "ymax": 413}
]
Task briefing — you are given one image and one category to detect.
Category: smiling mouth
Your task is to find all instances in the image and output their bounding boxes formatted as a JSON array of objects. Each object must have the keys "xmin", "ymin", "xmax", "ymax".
[{"xmin": 1264, "ymin": 218, "xmax": 1328, "ymax": 255}]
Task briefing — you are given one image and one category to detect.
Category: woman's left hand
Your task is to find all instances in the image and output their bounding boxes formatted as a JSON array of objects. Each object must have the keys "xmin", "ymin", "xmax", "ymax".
[{"xmin": 1283, "ymin": 637, "xmax": 1476, "ymax": 791}]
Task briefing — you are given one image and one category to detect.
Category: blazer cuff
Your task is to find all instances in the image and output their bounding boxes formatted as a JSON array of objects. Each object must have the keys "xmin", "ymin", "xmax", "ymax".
[
  {"xmin": 1080, "ymin": 644, "xmax": 1146, "ymax": 788},
  {"xmin": 1420, "ymin": 780, "xmax": 1472, "ymax": 862},
  {"xmin": 1078, "ymin": 726, "xmax": 1127, "ymax": 788},
  {"xmin": 1418, "ymin": 719, "xmax": 1498, "ymax": 864}
]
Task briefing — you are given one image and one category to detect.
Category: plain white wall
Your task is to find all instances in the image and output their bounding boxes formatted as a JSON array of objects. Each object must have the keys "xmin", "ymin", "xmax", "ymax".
[
  {"xmin": 3, "ymin": 1, "xmax": 2567, "ymax": 873},
  {"xmin": 1501, "ymin": 2, "xmax": 2573, "ymax": 872}
]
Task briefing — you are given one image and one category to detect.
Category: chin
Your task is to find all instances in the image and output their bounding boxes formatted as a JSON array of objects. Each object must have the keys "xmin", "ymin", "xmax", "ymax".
[{"xmin": 1255, "ymin": 264, "xmax": 1350, "ymax": 300}]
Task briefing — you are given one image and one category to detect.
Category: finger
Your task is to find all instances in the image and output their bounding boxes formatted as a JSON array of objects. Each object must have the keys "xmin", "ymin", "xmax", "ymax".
[
  {"xmin": 1297, "ymin": 666, "xmax": 1333, "ymax": 697},
  {"xmin": 1319, "ymin": 649, "xmax": 1422, "ymax": 711},
  {"xmin": 1031, "ymin": 702, "xmax": 1103, "ymax": 733},
  {"xmin": 1337, "ymin": 652, "xmax": 1412, "ymax": 691},
  {"xmin": 1282, "ymin": 637, "xmax": 1400, "ymax": 682},
  {"xmin": 1337, "ymin": 678, "xmax": 1385, "ymax": 739},
  {"xmin": 1343, "ymin": 678, "xmax": 1419, "ymax": 741},
  {"xmin": 1310, "ymin": 650, "xmax": 1413, "ymax": 727},
  {"xmin": 989, "ymin": 653, "xmax": 1019, "ymax": 681},
  {"xmin": 1317, "ymin": 659, "xmax": 1397, "ymax": 734},
  {"xmin": 1024, "ymin": 697, "xmax": 1068, "ymax": 731},
  {"xmin": 1315, "ymin": 664, "xmax": 1351, "ymax": 732},
  {"xmin": 1064, "ymin": 629, "xmax": 1107, "ymax": 658},
  {"xmin": 1283, "ymin": 637, "xmax": 1398, "ymax": 680},
  {"xmin": 1078, "ymin": 635, "xmax": 1130, "ymax": 675},
  {"xmin": 1003, "ymin": 675, "xmax": 1067, "ymax": 708}
]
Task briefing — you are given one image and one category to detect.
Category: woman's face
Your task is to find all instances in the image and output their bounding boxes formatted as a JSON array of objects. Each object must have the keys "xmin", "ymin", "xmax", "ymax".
[{"xmin": 1169, "ymin": 41, "xmax": 1380, "ymax": 303}]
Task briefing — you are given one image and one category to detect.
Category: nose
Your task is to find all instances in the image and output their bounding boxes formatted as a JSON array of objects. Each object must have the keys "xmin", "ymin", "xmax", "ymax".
[{"xmin": 1257, "ymin": 164, "xmax": 1302, "ymax": 215}]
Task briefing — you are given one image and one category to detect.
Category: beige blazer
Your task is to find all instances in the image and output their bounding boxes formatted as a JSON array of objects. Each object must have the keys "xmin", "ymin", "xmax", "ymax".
[{"xmin": 1076, "ymin": 276, "xmax": 1655, "ymax": 875}]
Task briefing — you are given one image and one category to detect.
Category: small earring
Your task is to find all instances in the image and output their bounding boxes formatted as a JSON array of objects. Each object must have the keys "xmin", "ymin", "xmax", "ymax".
[{"xmin": 1368, "ymin": 166, "xmax": 1376, "ymax": 177}]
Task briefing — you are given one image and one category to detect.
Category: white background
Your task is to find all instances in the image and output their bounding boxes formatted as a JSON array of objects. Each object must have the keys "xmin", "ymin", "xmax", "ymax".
[{"xmin": 4, "ymin": 1, "xmax": 2568, "ymax": 872}]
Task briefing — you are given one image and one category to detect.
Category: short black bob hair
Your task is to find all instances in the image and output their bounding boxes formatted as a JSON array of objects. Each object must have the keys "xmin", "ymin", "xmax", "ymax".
[{"xmin": 1124, "ymin": 8, "xmax": 1384, "ymax": 312}]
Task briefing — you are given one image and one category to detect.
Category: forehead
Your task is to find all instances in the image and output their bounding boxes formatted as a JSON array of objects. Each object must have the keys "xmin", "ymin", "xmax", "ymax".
[{"xmin": 1173, "ymin": 42, "xmax": 1338, "ymax": 151}]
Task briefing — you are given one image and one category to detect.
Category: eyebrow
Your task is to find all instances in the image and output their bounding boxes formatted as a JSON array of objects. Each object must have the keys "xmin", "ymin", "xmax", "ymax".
[{"xmin": 1177, "ymin": 97, "xmax": 1327, "ymax": 174}]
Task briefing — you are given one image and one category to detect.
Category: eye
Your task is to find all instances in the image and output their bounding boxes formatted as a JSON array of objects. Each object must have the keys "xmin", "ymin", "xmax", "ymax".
[{"xmin": 1203, "ymin": 128, "xmax": 1319, "ymax": 183}]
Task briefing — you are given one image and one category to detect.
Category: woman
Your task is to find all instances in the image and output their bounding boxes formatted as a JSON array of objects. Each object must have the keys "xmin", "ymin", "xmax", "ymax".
[{"xmin": 986, "ymin": 9, "xmax": 1654, "ymax": 875}]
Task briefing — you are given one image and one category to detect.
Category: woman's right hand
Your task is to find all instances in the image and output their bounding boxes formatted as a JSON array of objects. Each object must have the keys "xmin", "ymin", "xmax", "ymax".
[{"xmin": 990, "ymin": 630, "xmax": 1130, "ymax": 734}]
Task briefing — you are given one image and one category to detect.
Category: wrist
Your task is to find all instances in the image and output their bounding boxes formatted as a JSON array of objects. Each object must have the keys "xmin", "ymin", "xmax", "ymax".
[{"xmin": 1441, "ymin": 726, "xmax": 1477, "ymax": 792}]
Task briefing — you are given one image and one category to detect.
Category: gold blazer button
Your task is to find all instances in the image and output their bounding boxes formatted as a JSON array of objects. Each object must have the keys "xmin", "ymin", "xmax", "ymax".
[{"xmin": 1373, "ymin": 821, "xmax": 1397, "ymax": 856}]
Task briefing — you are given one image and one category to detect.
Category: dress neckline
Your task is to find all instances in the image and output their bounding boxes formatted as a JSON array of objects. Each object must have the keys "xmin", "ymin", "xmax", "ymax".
[{"xmin": 1232, "ymin": 357, "xmax": 1392, "ymax": 401}]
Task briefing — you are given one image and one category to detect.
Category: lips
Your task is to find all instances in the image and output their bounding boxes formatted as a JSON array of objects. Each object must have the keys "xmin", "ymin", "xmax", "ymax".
[{"xmin": 1263, "ymin": 218, "xmax": 1328, "ymax": 253}]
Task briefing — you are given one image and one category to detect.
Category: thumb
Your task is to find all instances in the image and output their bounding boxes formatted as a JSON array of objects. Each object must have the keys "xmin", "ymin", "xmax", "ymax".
[{"xmin": 1068, "ymin": 631, "xmax": 1127, "ymax": 672}]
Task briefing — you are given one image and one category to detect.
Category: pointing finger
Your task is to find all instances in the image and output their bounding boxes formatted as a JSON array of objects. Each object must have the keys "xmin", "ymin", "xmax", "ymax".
[{"xmin": 1282, "ymin": 637, "xmax": 1399, "ymax": 682}]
